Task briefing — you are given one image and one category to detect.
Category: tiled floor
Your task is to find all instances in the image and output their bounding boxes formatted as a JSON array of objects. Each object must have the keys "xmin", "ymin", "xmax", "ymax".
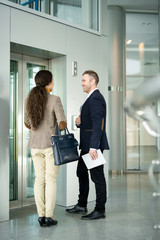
[
  {"xmin": 1, "ymin": 173, "xmax": 160, "ymax": 240},
  {"xmin": 127, "ymin": 146, "xmax": 158, "ymax": 171}
]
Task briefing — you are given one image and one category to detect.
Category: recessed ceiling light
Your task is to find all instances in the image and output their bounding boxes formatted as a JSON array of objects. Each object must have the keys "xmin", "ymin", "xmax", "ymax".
[{"xmin": 126, "ymin": 40, "xmax": 132, "ymax": 44}]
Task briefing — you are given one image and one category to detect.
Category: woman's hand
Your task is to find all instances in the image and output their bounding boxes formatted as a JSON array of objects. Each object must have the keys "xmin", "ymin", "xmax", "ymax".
[{"xmin": 59, "ymin": 121, "xmax": 67, "ymax": 131}]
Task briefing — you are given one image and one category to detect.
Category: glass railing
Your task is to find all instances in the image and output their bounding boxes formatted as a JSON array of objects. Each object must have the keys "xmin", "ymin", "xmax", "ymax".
[{"xmin": 8, "ymin": 0, "xmax": 99, "ymax": 32}]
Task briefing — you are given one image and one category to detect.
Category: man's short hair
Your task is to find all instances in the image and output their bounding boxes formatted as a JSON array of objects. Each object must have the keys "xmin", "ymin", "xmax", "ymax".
[{"xmin": 82, "ymin": 70, "xmax": 99, "ymax": 85}]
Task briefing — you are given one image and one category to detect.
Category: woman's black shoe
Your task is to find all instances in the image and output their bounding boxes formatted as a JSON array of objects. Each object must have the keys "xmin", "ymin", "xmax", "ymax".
[
  {"xmin": 38, "ymin": 217, "xmax": 46, "ymax": 226},
  {"xmin": 45, "ymin": 217, "xmax": 58, "ymax": 227}
]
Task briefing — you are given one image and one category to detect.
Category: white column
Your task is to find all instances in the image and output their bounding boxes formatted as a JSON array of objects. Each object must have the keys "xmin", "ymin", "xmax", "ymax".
[{"xmin": 107, "ymin": 6, "xmax": 126, "ymax": 172}]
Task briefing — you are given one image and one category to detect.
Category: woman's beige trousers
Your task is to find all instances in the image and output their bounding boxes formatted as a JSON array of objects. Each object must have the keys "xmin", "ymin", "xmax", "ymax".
[{"xmin": 31, "ymin": 147, "xmax": 59, "ymax": 217}]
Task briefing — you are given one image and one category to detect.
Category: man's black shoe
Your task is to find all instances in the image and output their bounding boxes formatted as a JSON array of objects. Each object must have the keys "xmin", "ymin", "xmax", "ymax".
[
  {"xmin": 81, "ymin": 210, "xmax": 105, "ymax": 220},
  {"xmin": 66, "ymin": 204, "xmax": 87, "ymax": 214}
]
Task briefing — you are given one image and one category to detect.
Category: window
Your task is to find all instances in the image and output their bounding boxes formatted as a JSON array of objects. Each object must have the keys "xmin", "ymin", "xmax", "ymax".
[
  {"xmin": 8, "ymin": 0, "xmax": 99, "ymax": 31},
  {"xmin": 126, "ymin": 13, "xmax": 159, "ymax": 171}
]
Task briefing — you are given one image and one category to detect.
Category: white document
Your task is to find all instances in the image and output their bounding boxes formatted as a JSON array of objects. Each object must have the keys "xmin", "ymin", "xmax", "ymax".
[{"xmin": 82, "ymin": 149, "xmax": 106, "ymax": 169}]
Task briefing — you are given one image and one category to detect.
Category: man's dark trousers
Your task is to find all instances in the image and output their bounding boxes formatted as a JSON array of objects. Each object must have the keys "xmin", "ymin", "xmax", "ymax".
[{"xmin": 76, "ymin": 150, "xmax": 107, "ymax": 214}]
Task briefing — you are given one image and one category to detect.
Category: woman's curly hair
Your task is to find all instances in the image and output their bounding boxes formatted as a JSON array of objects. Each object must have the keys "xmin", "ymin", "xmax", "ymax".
[{"xmin": 26, "ymin": 70, "xmax": 52, "ymax": 130}]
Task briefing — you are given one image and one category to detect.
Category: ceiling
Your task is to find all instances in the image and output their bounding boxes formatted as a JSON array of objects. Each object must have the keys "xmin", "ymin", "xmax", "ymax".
[
  {"xmin": 107, "ymin": 0, "xmax": 159, "ymax": 85},
  {"xmin": 108, "ymin": 0, "xmax": 159, "ymax": 47},
  {"xmin": 126, "ymin": 13, "xmax": 158, "ymax": 46},
  {"xmin": 107, "ymin": 0, "xmax": 159, "ymax": 12}
]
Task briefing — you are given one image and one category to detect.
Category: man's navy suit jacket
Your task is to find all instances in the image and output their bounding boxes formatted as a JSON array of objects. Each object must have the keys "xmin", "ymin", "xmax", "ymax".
[{"xmin": 79, "ymin": 89, "xmax": 109, "ymax": 152}]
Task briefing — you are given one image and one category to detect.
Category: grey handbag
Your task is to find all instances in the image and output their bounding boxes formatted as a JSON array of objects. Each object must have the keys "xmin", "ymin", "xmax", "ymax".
[{"xmin": 51, "ymin": 126, "xmax": 79, "ymax": 165}]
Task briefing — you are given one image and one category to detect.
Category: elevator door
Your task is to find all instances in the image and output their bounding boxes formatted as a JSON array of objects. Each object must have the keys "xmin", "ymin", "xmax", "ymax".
[{"xmin": 10, "ymin": 53, "xmax": 49, "ymax": 209}]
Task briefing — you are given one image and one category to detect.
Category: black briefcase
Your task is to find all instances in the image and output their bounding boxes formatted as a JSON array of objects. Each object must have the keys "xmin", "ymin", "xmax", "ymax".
[{"xmin": 51, "ymin": 126, "xmax": 79, "ymax": 165}]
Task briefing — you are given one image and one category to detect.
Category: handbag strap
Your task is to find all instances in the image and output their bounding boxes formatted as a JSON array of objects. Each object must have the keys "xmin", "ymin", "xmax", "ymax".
[{"xmin": 55, "ymin": 125, "xmax": 70, "ymax": 136}]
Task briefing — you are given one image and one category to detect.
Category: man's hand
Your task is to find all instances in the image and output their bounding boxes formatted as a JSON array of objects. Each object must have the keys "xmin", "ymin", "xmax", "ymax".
[
  {"xmin": 75, "ymin": 115, "xmax": 81, "ymax": 126},
  {"xmin": 89, "ymin": 149, "xmax": 98, "ymax": 160}
]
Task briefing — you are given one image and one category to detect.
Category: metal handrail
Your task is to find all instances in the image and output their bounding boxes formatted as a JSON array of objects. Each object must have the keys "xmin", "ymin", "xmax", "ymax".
[{"xmin": 21, "ymin": 0, "xmax": 38, "ymax": 11}]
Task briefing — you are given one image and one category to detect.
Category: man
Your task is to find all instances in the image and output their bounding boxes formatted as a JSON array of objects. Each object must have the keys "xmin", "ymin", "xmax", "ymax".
[{"xmin": 66, "ymin": 70, "xmax": 109, "ymax": 220}]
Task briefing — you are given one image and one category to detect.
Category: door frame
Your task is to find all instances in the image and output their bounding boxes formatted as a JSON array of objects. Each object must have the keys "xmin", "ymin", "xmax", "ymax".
[{"xmin": 10, "ymin": 53, "xmax": 49, "ymax": 209}]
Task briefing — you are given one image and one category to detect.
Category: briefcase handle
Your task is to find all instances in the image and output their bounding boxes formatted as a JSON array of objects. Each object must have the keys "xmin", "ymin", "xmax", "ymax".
[{"xmin": 55, "ymin": 125, "xmax": 70, "ymax": 136}]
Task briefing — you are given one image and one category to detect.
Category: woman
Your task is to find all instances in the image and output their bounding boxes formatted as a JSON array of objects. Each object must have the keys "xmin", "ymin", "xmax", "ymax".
[{"xmin": 24, "ymin": 70, "xmax": 66, "ymax": 227}]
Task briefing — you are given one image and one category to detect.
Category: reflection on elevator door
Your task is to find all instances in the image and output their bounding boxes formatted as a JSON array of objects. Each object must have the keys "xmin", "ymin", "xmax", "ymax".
[{"xmin": 9, "ymin": 60, "xmax": 18, "ymax": 201}]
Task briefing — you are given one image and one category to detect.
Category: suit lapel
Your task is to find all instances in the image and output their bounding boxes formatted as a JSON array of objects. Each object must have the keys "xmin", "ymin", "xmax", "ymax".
[
  {"xmin": 80, "ymin": 89, "xmax": 100, "ymax": 114},
  {"xmin": 80, "ymin": 98, "xmax": 89, "ymax": 114}
]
